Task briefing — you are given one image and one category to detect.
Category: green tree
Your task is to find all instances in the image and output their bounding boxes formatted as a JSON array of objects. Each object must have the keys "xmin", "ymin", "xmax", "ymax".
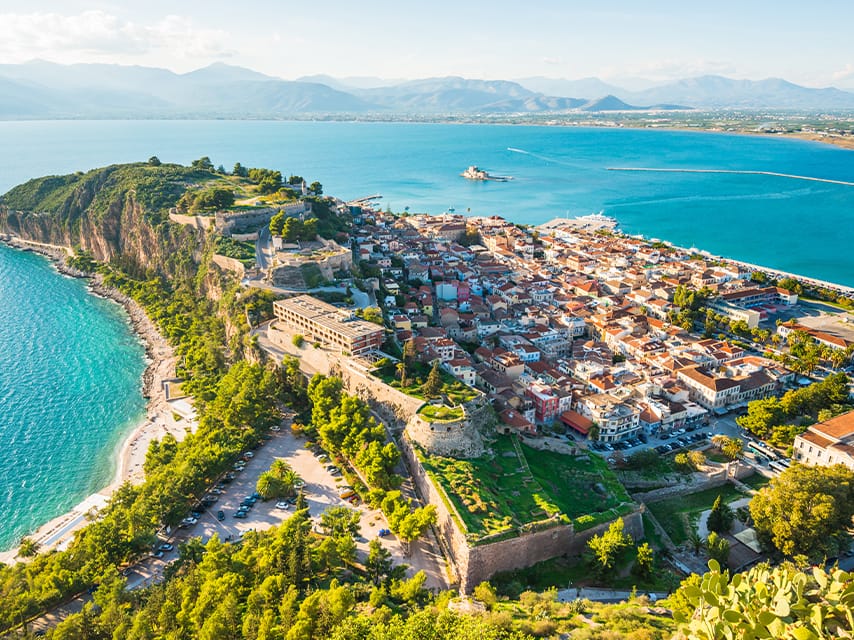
[
  {"xmin": 292, "ymin": 334, "xmax": 304, "ymax": 348},
  {"xmin": 473, "ymin": 581, "xmax": 498, "ymax": 609},
  {"xmin": 633, "ymin": 542, "xmax": 654, "ymax": 580},
  {"xmin": 750, "ymin": 463, "xmax": 854, "ymax": 559},
  {"xmin": 587, "ymin": 517, "xmax": 633, "ymax": 575},
  {"xmin": 706, "ymin": 495, "xmax": 734, "ymax": 534},
  {"xmin": 191, "ymin": 156, "xmax": 214, "ymax": 171},
  {"xmin": 688, "ymin": 450, "xmax": 707, "ymax": 469},
  {"xmin": 687, "ymin": 528, "xmax": 705, "ymax": 556},
  {"xmin": 366, "ymin": 539, "xmax": 394, "ymax": 586},
  {"xmin": 320, "ymin": 506, "xmax": 361, "ymax": 539},
  {"xmin": 233, "ymin": 162, "xmax": 249, "ymax": 177},
  {"xmin": 402, "ymin": 338, "xmax": 416, "ymax": 362},
  {"xmin": 421, "ymin": 360, "xmax": 442, "ymax": 398},
  {"xmin": 17, "ymin": 537, "xmax": 39, "ymax": 558},
  {"xmin": 309, "ymin": 181, "xmax": 323, "ymax": 195},
  {"xmin": 706, "ymin": 532, "xmax": 730, "ymax": 567},
  {"xmin": 147, "ymin": 155, "xmax": 161, "ymax": 166}
]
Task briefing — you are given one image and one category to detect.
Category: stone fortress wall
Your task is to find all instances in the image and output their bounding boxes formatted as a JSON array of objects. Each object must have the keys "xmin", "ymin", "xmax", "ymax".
[{"xmin": 399, "ymin": 432, "xmax": 643, "ymax": 593}]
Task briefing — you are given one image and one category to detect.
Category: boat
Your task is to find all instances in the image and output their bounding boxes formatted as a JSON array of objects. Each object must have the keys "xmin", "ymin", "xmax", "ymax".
[{"xmin": 460, "ymin": 166, "xmax": 512, "ymax": 182}]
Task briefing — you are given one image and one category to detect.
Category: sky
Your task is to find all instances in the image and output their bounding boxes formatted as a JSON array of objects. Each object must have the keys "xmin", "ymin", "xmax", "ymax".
[{"xmin": 1, "ymin": 0, "xmax": 853, "ymax": 88}]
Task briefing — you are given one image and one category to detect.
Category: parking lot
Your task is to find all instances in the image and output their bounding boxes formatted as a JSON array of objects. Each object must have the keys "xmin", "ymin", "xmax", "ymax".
[{"xmin": 134, "ymin": 425, "xmax": 447, "ymax": 591}]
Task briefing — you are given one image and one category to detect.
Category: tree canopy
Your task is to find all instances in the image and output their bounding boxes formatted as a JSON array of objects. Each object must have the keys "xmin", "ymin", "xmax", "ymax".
[{"xmin": 749, "ymin": 463, "xmax": 854, "ymax": 559}]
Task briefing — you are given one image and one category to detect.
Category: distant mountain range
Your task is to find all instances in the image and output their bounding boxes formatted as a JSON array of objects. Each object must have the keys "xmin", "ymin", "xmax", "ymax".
[{"xmin": 0, "ymin": 61, "xmax": 852, "ymax": 118}]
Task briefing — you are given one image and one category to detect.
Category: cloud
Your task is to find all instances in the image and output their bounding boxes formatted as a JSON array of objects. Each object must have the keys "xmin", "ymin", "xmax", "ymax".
[
  {"xmin": 0, "ymin": 10, "xmax": 234, "ymax": 64},
  {"xmin": 542, "ymin": 57, "xmax": 563, "ymax": 66}
]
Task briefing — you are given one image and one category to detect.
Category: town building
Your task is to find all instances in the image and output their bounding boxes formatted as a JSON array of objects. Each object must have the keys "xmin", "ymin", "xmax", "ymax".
[
  {"xmin": 793, "ymin": 410, "xmax": 854, "ymax": 470},
  {"xmin": 272, "ymin": 295, "xmax": 384, "ymax": 355}
]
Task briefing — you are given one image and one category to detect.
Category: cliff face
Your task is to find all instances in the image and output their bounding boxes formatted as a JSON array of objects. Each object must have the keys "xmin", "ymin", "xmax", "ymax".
[
  {"xmin": 1, "ymin": 195, "xmax": 193, "ymax": 271},
  {"xmin": 0, "ymin": 163, "xmax": 210, "ymax": 276}
]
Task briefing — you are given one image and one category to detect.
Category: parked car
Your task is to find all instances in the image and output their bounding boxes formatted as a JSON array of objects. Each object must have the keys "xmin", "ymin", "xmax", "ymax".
[
  {"xmin": 378, "ymin": 528, "xmax": 391, "ymax": 537},
  {"xmin": 244, "ymin": 451, "xmax": 254, "ymax": 459},
  {"xmin": 234, "ymin": 511, "xmax": 248, "ymax": 519},
  {"xmin": 275, "ymin": 501, "xmax": 290, "ymax": 510},
  {"xmin": 158, "ymin": 543, "xmax": 174, "ymax": 552},
  {"xmin": 216, "ymin": 510, "xmax": 225, "ymax": 521}
]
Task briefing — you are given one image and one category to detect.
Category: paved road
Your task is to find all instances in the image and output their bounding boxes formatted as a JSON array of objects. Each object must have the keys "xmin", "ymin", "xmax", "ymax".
[{"xmin": 255, "ymin": 225, "xmax": 273, "ymax": 270}]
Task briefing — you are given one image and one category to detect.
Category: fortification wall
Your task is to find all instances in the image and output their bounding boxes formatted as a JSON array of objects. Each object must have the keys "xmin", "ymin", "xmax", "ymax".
[
  {"xmin": 336, "ymin": 360, "xmax": 424, "ymax": 428},
  {"xmin": 406, "ymin": 413, "xmax": 484, "ymax": 458},
  {"xmin": 168, "ymin": 212, "xmax": 213, "ymax": 230},
  {"xmin": 400, "ymin": 433, "xmax": 644, "ymax": 594},
  {"xmin": 211, "ymin": 254, "xmax": 246, "ymax": 278},
  {"xmin": 462, "ymin": 511, "xmax": 643, "ymax": 593},
  {"xmin": 634, "ymin": 464, "xmax": 752, "ymax": 503}
]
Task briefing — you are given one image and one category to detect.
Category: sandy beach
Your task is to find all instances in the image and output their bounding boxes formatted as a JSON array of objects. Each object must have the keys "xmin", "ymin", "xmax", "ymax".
[{"xmin": 0, "ymin": 237, "xmax": 186, "ymax": 564}]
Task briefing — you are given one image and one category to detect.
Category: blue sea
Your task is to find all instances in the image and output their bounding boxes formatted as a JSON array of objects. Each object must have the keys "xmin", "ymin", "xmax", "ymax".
[
  {"xmin": 0, "ymin": 244, "xmax": 146, "ymax": 551},
  {"xmin": 1, "ymin": 120, "xmax": 853, "ymax": 550},
  {"xmin": 1, "ymin": 120, "xmax": 853, "ymax": 285}
]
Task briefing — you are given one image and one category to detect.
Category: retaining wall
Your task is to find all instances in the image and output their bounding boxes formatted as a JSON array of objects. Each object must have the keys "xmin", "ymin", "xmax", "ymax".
[
  {"xmin": 168, "ymin": 212, "xmax": 213, "ymax": 230},
  {"xmin": 211, "ymin": 254, "xmax": 246, "ymax": 278}
]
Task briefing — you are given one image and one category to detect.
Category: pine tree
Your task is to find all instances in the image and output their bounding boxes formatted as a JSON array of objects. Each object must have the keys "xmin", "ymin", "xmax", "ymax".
[
  {"xmin": 422, "ymin": 360, "xmax": 442, "ymax": 398},
  {"xmin": 707, "ymin": 495, "xmax": 734, "ymax": 533}
]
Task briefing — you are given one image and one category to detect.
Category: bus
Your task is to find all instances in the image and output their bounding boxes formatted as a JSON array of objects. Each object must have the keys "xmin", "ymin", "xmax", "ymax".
[{"xmin": 769, "ymin": 460, "xmax": 788, "ymax": 474}]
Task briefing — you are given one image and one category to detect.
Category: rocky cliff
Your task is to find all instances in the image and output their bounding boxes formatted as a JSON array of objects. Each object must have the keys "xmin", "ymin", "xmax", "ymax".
[{"xmin": 0, "ymin": 163, "xmax": 216, "ymax": 276}]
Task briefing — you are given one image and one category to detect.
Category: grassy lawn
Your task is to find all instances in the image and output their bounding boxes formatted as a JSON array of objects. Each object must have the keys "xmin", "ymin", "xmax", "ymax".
[
  {"xmin": 617, "ymin": 450, "xmax": 681, "ymax": 480},
  {"xmin": 419, "ymin": 436, "xmax": 633, "ymax": 537},
  {"xmin": 740, "ymin": 472, "xmax": 771, "ymax": 491},
  {"xmin": 646, "ymin": 483, "xmax": 747, "ymax": 545},
  {"xmin": 705, "ymin": 451, "xmax": 730, "ymax": 463},
  {"xmin": 419, "ymin": 404, "xmax": 463, "ymax": 422}
]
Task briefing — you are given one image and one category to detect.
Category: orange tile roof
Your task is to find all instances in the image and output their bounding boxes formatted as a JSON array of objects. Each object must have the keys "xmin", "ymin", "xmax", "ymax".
[{"xmin": 811, "ymin": 410, "xmax": 854, "ymax": 441}]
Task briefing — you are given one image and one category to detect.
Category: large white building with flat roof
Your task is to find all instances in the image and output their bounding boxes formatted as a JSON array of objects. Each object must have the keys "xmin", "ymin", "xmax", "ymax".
[{"xmin": 273, "ymin": 295, "xmax": 385, "ymax": 355}]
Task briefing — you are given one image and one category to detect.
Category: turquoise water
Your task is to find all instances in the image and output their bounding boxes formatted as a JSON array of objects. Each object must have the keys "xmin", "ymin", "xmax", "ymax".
[
  {"xmin": 0, "ymin": 244, "xmax": 146, "ymax": 551},
  {"xmin": 0, "ymin": 120, "xmax": 852, "ymax": 285}
]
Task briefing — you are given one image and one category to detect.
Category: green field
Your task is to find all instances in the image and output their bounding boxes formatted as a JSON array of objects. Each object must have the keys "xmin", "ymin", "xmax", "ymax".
[
  {"xmin": 646, "ymin": 483, "xmax": 747, "ymax": 544},
  {"xmin": 739, "ymin": 472, "xmax": 771, "ymax": 491},
  {"xmin": 419, "ymin": 436, "xmax": 633, "ymax": 538}
]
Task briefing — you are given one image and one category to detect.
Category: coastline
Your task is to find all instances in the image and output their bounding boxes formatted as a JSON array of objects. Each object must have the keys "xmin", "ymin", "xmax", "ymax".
[{"xmin": 0, "ymin": 236, "xmax": 182, "ymax": 563}]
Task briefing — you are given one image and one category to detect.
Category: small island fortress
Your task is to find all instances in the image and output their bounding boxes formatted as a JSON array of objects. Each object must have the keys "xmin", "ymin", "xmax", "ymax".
[{"xmin": 461, "ymin": 165, "xmax": 512, "ymax": 182}]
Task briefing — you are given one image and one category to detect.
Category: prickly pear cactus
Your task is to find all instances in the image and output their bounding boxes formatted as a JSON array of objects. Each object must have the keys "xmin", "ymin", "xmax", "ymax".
[{"xmin": 674, "ymin": 560, "xmax": 854, "ymax": 639}]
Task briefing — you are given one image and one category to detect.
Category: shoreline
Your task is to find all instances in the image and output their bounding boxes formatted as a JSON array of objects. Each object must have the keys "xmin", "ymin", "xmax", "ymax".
[{"xmin": 0, "ymin": 236, "xmax": 182, "ymax": 563}]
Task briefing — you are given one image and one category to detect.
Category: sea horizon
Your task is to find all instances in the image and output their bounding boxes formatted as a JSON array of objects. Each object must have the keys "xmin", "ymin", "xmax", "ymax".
[{"xmin": 1, "ymin": 120, "xmax": 852, "ymax": 287}]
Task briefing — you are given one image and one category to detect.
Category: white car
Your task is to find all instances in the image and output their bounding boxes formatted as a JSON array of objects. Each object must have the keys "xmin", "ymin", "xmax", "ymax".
[{"xmin": 275, "ymin": 501, "xmax": 290, "ymax": 510}]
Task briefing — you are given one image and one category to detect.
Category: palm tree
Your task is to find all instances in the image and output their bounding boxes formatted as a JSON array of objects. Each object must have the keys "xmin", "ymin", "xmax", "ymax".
[
  {"xmin": 280, "ymin": 469, "xmax": 299, "ymax": 497},
  {"xmin": 687, "ymin": 529, "xmax": 705, "ymax": 556}
]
